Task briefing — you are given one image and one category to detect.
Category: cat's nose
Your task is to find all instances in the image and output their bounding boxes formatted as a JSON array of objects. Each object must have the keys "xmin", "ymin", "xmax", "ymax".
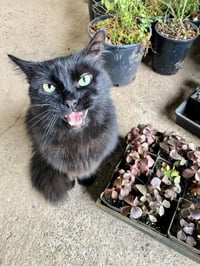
[{"xmin": 65, "ymin": 99, "xmax": 77, "ymax": 110}]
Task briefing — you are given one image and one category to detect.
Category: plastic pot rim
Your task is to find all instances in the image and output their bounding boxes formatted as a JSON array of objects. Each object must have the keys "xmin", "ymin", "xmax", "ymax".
[{"xmin": 154, "ymin": 19, "xmax": 199, "ymax": 42}]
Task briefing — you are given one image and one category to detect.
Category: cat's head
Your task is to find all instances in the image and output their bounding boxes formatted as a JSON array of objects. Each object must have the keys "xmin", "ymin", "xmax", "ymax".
[{"xmin": 8, "ymin": 30, "xmax": 112, "ymax": 130}]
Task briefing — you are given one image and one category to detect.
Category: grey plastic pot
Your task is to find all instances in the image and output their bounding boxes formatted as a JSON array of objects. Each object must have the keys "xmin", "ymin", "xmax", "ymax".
[{"xmin": 88, "ymin": 15, "xmax": 147, "ymax": 86}]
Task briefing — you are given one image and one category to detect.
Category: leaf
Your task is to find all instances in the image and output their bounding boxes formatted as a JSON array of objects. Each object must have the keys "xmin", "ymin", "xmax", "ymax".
[
  {"xmin": 191, "ymin": 186, "xmax": 200, "ymax": 196},
  {"xmin": 119, "ymin": 187, "xmax": 130, "ymax": 200},
  {"xmin": 141, "ymin": 142, "xmax": 149, "ymax": 152},
  {"xmin": 182, "ymin": 168, "xmax": 195, "ymax": 178},
  {"xmin": 170, "ymin": 149, "xmax": 182, "ymax": 160},
  {"xmin": 121, "ymin": 206, "xmax": 131, "ymax": 217},
  {"xmin": 139, "ymin": 158, "xmax": 148, "ymax": 174},
  {"xmin": 195, "ymin": 171, "xmax": 200, "ymax": 181},
  {"xmin": 188, "ymin": 143, "xmax": 196, "ymax": 151},
  {"xmin": 159, "ymin": 205, "xmax": 165, "ymax": 216},
  {"xmin": 189, "ymin": 208, "xmax": 200, "ymax": 220},
  {"xmin": 133, "ymin": 196, "xmax": 140, "ymax": 207},
  {"xmin": 123, "ymin": 195, "xmax": 134, "ymax": 206},
  {"xmin": 119, "ymin": 169, "xmax": 125, "ymax": 175},
  {"xmin": 111, "ymin": 190, "xmax": 118, "ymax": 200},
  {"xmin": 130, "ymin": 206, "xmax": 143, "ymax": 219},
  {"xmin": 177, "ymin": 230, "xmax": 186, "ymax": 241},
  {"xmin": 171, "ymin": 169, "xmax": 179, "ymax": 178},
  {"xmin": 140, "ymin": 196, "xmax": 147, "ymax": 202},
  {"xmin": 187, "ymin": 150, "xmax": 196, "ymax": 161},
  {"xmin": 175, "ymin": 184, "xmax": 181, "ymax": 194},
  {"xmin": 162, "ymin": 199, "xmax": 171, "ymax": 208},
  {"xmin": 174, "ymin": 175, "xmax": 181, "ymax": 184},
  {"xmin": 102, "ymin": 0, "xmax": 116, "ymax": 12},
  {"xmin": 150, "ymin": 177, "xmax": 161, "ymax": 188},
  {"xmin": 164, "ymin": 189, "xmax": 176, "ymax": 200},
  {"xmin": 180, "ymin": 209, "xmax": 189, "ymax": 219},
  {"xmin": 186, "ymin": 236, "xmax": 197, "ymax": 247},
  {"xmin": 123, "ymin": 172, "xmax": 131, "ymax": 179},
  {"xmin": 146, "ymin": 154, "xmax": 155, "ymax": 168},
  {"xmin": 183, "ymin": 226, "xmax": 194, "ymax": 235},
  {"xmin": 154, "ymin": 190, "xmax": 162, "ymax": 202},
  {"xmin": 180, "ymin": 218, "xmax": 188, "ymax": 227},
  {"xmin": 149, "ymin": 214, "xmax": 157, "ymax": 223},
  {"xmin": 162, "ymin": 175, "xmax": 171, "ymax": 185},
  {"xmin": 136, "ymin": 184, "xmax": 147, "ymax": 195},
  {"xmin": 180, "ymin": 157, "xmax": 187, "ymax": 166},
  {"xmin": 130, "ymin": 166, "xmax": 139, "ymax": 176},
  {"xmin": 113, "ymin": 177, "xmax": 122, "ymax": 187},
  {"xmin": 159, "ymin": 142, "xmax": 170, "ymax": 152},
  {"xmin": 149, "ymin": 201, "xmax": 158, "ymax": 210},
  {"xmin": 104, "ymin": 189, "xmax": 112, "ymax": 199}
]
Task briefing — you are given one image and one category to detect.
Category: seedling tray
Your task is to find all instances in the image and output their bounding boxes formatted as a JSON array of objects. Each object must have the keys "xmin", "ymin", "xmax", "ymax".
[
  {"xmin": 96, "ymin": 124, "xmax": 200, "ymax": 263},
  {"xmin": 96, "ymin": 197, "xmax": 200, "ymax": 263}
]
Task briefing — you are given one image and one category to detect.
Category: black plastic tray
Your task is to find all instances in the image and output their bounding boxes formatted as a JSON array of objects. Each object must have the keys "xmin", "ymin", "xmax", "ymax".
[
  {"xmin": 175, "ymin": 87, "xmax": 200, "ymax": 137},
  {"xmin": 96, "ymin": 139, "xmax": 200, "ymax": 263},
  {"xmin": 96, "ymin": 196, "xmax": 200, "ymax": 264}
]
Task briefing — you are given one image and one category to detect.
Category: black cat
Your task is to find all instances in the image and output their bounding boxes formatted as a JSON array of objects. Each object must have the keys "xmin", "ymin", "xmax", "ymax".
[{"xmin": 8, "ymin": 30, "xmax": 118, "ymax": 202}]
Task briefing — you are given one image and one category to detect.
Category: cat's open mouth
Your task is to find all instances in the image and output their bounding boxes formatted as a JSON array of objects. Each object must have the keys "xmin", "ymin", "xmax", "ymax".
[{"xmin": 63, "ymin": 110, "xmax": 88, "ymax": 129}]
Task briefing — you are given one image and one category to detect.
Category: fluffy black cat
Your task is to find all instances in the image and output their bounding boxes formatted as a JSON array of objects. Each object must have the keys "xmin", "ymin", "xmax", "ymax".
[{"xmin": 8, "ymin": 30, "xmax": 118, "ymax": 202}]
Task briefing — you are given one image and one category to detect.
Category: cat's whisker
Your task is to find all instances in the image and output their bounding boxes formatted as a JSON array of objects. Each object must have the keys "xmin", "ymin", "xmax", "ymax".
[
  {"xmin": 40, "ymin": 114, "xmax": 58, "ymax": 150},
  {"xmin": 26, "ymin": 110, "xmax": 50, "ymax": 129},
  {"xmin": 30, "ymin": 104, "xmax": 52, "ymax": 108},
  {"xmin": 26, "ymin": 109, "xmax": 50, "ymax": 123},
  {"xmin": 43, "ymin": 114, "xmax": 58, "ymax": 140}
]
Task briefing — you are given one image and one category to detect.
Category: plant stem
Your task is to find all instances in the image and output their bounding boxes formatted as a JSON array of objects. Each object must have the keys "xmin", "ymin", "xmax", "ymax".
[{"xmin": 180, "ymin": 0, "xmax": 188, "ymax": 23}]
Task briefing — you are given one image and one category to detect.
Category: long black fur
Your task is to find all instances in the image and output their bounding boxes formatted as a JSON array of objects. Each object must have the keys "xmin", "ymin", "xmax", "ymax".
[{"xmin": 8, "ymin": 31, "xmax": 118, "ymax": 203}]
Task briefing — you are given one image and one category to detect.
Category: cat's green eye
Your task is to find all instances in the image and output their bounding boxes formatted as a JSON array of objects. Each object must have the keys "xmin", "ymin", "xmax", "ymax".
[
  {"xmin": 78, "ymin": 73, "xmax": 93, "ymax": 87},
  {"xmin": 42, "ymin": 83, "xmax": 56, "ymax": 93}
]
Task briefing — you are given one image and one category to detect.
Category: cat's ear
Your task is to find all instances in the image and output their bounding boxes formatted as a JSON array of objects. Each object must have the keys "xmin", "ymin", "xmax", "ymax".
[
  {"xmin": 8, "ymin": 54, "xmax": 37, "ymax": 80},
  {"xmin": 84, "ymin": 30, "xmax": 106, "ymax": 59}
]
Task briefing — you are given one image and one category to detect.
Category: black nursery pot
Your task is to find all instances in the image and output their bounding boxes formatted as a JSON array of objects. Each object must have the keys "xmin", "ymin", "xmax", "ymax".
[
  {"xmin": 152, "ymin": 21, "xmax": 199, "ymax": 75},
  {"xmin": 88, "ymin": 15, "xmax": 145, "ymax": 86}
]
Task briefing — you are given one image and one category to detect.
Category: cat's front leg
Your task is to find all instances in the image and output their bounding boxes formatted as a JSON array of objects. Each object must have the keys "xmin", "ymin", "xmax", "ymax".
[
  {"xmin": 30, "ymin": 151, "xmax": 75, "ymax": 202},
  {"xmin": 77, "ymin": 175, "xmax": 97, "ymax": 187}
]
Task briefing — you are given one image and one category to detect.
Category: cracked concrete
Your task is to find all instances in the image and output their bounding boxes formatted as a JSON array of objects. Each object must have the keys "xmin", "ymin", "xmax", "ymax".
[{"xmin": 0, "ymin": 0, "xmax": 200, "ymax": 265}]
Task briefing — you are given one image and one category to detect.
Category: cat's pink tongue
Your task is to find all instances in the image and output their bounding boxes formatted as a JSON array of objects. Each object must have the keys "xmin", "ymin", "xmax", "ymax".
[
  {"xmin": 67, "ymin": 112, "xmax": 82, "ymax": 127},
  {"xmin": 68, "ymin": 112, "xmax": 81, "ymax": 121}
]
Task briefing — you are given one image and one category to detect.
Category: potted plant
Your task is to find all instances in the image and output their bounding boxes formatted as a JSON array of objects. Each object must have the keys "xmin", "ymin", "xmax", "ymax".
[
  {"xmin": 142, "ymin": 0, "xmax": 169, "ymax": 58},
  {"xmin": 88, "ymin": 0, "xmax": 152, "ymax": 86},
  {"xmin": 97, "ymin": 124, "xmax": 200, "ymax": 262},
  {"xmin": 184, "ymin": 0, "xmax": 200, "ymax": 27},
  {"xmin": 151, "ymin": 0, "xmax": 199, "ymax": 75},
  {"xmin": 144, "ymin": 0, "xmax": 166, "ymax": 18},
  {"xmin": 88, "ymin": 0, "xmax": 107, "ymax": 20}
]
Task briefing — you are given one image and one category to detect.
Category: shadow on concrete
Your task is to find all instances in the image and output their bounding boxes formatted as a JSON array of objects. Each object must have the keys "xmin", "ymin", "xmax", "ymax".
[
  {"xmin": 84, "ymin": 136, "xmax": 126, "ymax": 202},
  {"xmin": 163, "ymin": 80, "xmax": 200, "ymax": 121}
]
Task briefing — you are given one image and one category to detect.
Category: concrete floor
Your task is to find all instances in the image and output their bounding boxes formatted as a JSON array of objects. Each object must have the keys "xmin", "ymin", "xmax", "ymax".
[{"xmin": 0, "ymin": 0, "xmax": 200, "ymax": 265}]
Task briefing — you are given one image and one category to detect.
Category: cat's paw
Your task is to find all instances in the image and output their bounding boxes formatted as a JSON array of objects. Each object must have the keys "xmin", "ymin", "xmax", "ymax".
[
  {"xmin": 30, "ymin": 153, "xmax": 75, "ymax": 203},
  {"xmin": 32, "ymin": 171, "xmax": 75, "ymax": 203}
]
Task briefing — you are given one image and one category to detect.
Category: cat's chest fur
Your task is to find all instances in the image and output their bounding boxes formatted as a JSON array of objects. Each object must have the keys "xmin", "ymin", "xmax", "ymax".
[{"xmin": 29, "ymin": 102, "xmax": 118, "ymax": 180}]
